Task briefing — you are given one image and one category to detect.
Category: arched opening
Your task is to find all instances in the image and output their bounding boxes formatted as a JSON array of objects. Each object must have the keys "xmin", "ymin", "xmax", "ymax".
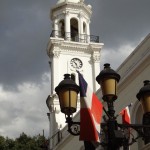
[
  {"xmin": 70, "ymin": 18, "xmax": 79, "ymax": 41},
  {"xmin": 83, "ymin": 22, "xmax": 87, "ymax": 34},
  {"xmin": 58, "ymin": 19, "xmax": 65, "ymax": 38}
]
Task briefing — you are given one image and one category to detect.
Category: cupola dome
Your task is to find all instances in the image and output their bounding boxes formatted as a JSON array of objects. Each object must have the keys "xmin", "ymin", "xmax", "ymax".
[{"xmin": 57, "ymin": 0, "xmax": 81, "ymax": 4}]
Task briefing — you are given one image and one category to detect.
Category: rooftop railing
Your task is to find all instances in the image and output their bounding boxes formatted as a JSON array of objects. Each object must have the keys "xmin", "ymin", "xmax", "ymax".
[{"xmin": 50, "ymin": 30, "xmax": 100, "ymax": 43}]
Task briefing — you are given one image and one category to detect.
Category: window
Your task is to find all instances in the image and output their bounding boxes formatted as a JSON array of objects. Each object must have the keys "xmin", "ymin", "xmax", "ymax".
[
  {"xmin": 70, "ymin": 18, "xmax": 78, "ymax": 41},
  {"xmin": 58, "ymin": 19, "xmax": 65, "ymax": 38}
]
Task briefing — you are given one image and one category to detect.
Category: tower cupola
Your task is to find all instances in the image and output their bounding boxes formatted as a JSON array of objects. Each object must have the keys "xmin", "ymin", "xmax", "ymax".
[
  {"xmin": 47, "ymin": 0, "xmax": 104, "ymax": 92},
  {"xmin": 50, "ymin": 0, "xmax": 98, "ymax": 43}
]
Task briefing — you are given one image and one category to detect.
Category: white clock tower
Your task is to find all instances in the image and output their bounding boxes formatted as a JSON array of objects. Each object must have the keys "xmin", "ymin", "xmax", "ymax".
[{"xmin": 46, "ymin": 0, "xmax": 104, "ymax": 147}]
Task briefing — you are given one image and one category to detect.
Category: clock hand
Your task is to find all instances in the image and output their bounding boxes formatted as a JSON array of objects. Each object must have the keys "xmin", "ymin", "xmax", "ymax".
[{"xmin": 74, "ymin": 62, "xmax": 78, "ymax": 67}]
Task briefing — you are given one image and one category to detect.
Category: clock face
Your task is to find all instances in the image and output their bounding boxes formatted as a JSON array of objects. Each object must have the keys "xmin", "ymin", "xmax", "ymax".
[{"xmin": 70, "ymin": 58, "xmax": 83, "ymax": 69}]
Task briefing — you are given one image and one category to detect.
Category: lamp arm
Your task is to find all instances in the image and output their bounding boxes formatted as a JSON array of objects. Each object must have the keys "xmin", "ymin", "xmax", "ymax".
[
  {"xmin": 66, "ymin": 115, "xmax": 80, "ymax": 136},
  {"xmin": 100, "ymin": 122, "xmax": 150, "ymax": 148},
  {"xmin": 103, "ymin": 107, "xmax": 112, "ymax": 119},
  {"xmin": 128, "ymin": 135, "xmax": 141, "ymax": 145},
  {"xmin": 118, "ymin": 123, "xmax": 150, "ymax": 138}
]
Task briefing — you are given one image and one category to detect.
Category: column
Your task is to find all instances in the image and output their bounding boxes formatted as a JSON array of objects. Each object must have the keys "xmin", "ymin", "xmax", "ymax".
[
  {"xmin": 51, "ymin": 50, "xmax": 60, "ymax": 94},
  {"xmin": 54, "ymin": 18, "xmax": 59, "ymax": 38},
  {"xmin": 86, "ymin": 20, "xmax": 90, "ymax": 43},
  {"xmin": 91, "ymin": 52, "xmax": 101, "ymax": 92},
  {"xmin": 79, "ymin": 14, "xmax": 83, "ymax": 42},
  {"xmin": 46, "ymin": 95, "xmax": 58, "ymax": 150},
  {"xmin": 65, "ymin": 11, "xmax": 70, "ymax": 40}
]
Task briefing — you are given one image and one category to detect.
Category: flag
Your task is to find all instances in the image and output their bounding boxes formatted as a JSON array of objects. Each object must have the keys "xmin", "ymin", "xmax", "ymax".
[
  {"xmin": 120, "ymin": 106, "xmax": 131, "ymax": 124},
  {"xmin": 78, "ymin": 72, "xmax": 103, "ymax": 142}
]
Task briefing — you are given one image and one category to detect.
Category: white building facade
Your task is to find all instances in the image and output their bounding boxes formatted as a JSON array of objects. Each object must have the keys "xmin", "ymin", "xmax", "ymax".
[
  {"xmin": 46, "ymin": 0, "xmax": 150, "ymax": 150},
  {"xmin": 47, "ymin": 34, "xmax": 150, "ymax": 150}
]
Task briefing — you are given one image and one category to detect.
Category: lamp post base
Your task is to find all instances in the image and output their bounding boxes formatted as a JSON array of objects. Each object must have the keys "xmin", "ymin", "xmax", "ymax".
[{"xmin": 143, "ymin": 112, "xmax": 150, "ymax": 144}]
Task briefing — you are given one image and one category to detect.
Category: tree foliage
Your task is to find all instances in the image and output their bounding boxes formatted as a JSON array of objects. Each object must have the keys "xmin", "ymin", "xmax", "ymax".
[{"xmin": 0, "ymin": 133, "xmax": 48, "ymax": 150}]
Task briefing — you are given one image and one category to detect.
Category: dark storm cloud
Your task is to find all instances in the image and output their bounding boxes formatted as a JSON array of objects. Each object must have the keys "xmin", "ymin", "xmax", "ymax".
[
  {"xmin": 0, "ymin": 0, "xmax": 55, "ymax": 90},
  {"xmin": 0, "ymin": 0, "xmax": 150, "ymax": 90},
  {"xmin": 88, "ymin": 0, "xmax": 150, "ymax": 50}
]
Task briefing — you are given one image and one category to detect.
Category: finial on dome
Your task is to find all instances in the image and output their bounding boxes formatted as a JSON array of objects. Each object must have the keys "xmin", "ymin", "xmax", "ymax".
[
  {"xmin": 87, "ymin": 4, "xmax": 92, "ymax": 9},
  {"xmin": 57, "ymin": 0, "xmax": 81, "ymax": 4}
]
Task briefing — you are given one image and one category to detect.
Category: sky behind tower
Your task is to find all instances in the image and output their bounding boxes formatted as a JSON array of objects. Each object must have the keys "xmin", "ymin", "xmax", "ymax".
[{"xmin": 0, "ymin": 0, "xmax": 149, "ymax": 138}]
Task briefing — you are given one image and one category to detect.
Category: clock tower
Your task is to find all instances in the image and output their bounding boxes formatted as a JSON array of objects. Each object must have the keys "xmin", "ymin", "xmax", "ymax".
[{"xmin": 47, "ymin": 0, "xmax": 104, "ymax": 130}]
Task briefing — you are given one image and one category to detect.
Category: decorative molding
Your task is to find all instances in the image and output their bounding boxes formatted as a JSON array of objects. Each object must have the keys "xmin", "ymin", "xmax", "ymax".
[
  {"xmin": 51, "ymin": 2, "xmax": 92, "ymax": 19},
  {"xmin": 63, "ymin": 10, "xmax": 69, "ymax": 16},
  {"xmin": 47, "ymin": 94, "xmax": 57, "ymax": 113},
  {"xmin": 49, "ymin": 50, "xmax": 60, "ymax": 58},
  {"xmin": 91, "ymin": 53, "xmax": 100, "ymax": 63},
  {"xmin": 47, "ymin": 38, "xmax": 103, "ymax": 59},
  {"xmin": 87, "ymin": 19, "xmax": 90, "ymax": 24},
  {"xmin": 78, "ymin": 11, "xmax": 83, "ymax": 18}
]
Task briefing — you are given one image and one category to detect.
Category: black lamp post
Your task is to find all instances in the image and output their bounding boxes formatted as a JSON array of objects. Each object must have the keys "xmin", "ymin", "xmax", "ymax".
[
  {"xmin": 55, "ymin": 64, "xmax": 150, "ymax": 150},
  {"xmin": 136, "ymin": 80, "xmax": 150, "ymax": 145},
  {"xmin": 96, "ymin": 63, "xmax": 121, "ymax": 150},
  {"xmin": 55, "ymin": 74, "xmax": 80, "ymax": 135}
]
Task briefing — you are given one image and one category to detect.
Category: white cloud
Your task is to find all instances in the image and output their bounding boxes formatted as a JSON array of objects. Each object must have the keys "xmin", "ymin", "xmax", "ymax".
[
  {"xmin": 101, "ymin": 43, "xmax": 135, "ymax": 70},
  {"xmin": 0, "ymin": 72, "xmax": 51, "ymax": 138},
  {"xmin": 0, "ymin": 0, "xmax": 149, "ymax": 139}
]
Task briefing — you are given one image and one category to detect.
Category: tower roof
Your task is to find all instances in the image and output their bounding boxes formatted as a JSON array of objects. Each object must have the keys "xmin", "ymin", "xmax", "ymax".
[{"xmin": 57, "ymin": 0, "xmax": 82, "ymax": 4}]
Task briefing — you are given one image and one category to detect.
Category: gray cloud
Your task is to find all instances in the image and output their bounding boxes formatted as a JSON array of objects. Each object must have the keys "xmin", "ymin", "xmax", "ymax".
[
  {"xmin": 0, "ymin": 0, "xmax": 150, "ymax": 90},
  {"xmin": 88, "ymin": 0, "xmax": 150, "ymax": 49},
  {"xmin": 0, "ymin": 79, "xmax": 50, "ymax": 138},
  {"xmin": 0, "ymin": 0, "xmax": 149, "ymax": 138},
  {"xmin": 0, "ymin": 0, "xmax": 55, "ymax": 91}
]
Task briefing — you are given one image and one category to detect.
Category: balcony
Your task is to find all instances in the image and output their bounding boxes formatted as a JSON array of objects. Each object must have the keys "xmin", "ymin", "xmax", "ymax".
[{"xmin": 50, "ymin": 30, "xmax": 100, "ymax": 43}]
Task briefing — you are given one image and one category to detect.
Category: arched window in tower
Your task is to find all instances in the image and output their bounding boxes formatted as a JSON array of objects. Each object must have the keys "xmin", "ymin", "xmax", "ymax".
[
  {"xmin": 83, "ymin": 22, "xmax": 87, "ymax": 34},
  {"xmin": 70, "ymin": 18, "xmax": 79, "ymax": 42},
  {"xmin": 58, "ymin": 19, "xmax": 65, "ymax": 38}
]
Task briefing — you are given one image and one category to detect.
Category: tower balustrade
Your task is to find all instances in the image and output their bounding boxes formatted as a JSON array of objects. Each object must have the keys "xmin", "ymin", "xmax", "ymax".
[{"xmin": 50, "ymin": 30, "xmax": 100, "ymax": 43}]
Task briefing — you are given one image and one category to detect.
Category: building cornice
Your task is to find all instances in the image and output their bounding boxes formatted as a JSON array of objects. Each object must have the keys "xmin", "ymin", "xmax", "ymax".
[
  {"xmin": 51, "ymin": 2, "xmax": 92, "ymax": 20},
  {"xmin": 117, "ymin": 33, "xmax": 150, "ymax": 72},
  {"xmin": 47, "ymin": 38, "xmax": 104, "ymax": 57},
  {"xmin": 118, "ymin": 53, "xmax": 149, "ymax": 93}
]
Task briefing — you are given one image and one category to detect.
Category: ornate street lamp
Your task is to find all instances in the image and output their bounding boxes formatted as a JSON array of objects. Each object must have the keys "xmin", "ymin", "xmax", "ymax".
[
  {"xmin": 55, "ymin": 74, "xmax": 80, "ymax": 135},
  {"xmin": 55, "ymin": 74, "xmax": 80, "ymax": 115},
  {"xmin": 96, "ymin": 64, "xmax": 150, "ymax": 149},
  {"xmin": 55, "ymin": 64, "xmax": 150, "ymax": 150},
  {"xmin": 96, "ymin": 63, "xmax": 120, "ymax": 102},
  {"xmin": 136, "ymin": 80, "xmax": 150, "ymax": 144},
  {"xmin": 96, "ymin": 64, "xmax": 122, "ymax": 149},
  {"xmin": 96, "ymin": 63, "xmax": 120, "ymax": 121}
]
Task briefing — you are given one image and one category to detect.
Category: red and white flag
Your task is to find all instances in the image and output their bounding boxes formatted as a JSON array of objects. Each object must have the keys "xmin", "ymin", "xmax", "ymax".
[
  {"xmin": 78, "ymin": 72, "xmax": 103, "ymax": 142},
  {"xmin": 120, "ymin": 105, "xmax": 131, "ymax": 124}
]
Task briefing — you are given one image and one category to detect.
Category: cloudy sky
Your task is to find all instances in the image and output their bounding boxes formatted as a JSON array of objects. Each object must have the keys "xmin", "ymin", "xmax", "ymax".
[{"xmin": 0, "ymin": 0, "xmax": 149, "ymax": 138}]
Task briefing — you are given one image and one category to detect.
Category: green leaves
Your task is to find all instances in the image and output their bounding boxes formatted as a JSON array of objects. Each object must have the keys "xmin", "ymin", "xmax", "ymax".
[{"xmin": 0, "ymin": 133, "xmax": 48, "ymax": 150}]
